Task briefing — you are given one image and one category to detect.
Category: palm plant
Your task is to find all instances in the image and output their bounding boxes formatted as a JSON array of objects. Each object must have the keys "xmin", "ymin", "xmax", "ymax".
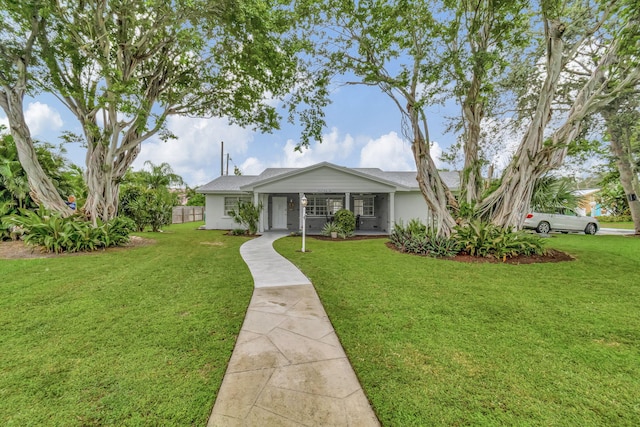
[{"xmin": 531, "ymin": 176, "xmax": 579, "ymax": 213}]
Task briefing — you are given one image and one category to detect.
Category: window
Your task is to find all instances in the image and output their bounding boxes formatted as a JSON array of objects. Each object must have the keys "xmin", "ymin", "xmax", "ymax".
[
  {"xmin": 306, "ymin": 195, "xmax": 344, "ymax": 216},
  {"xmin": 353, "ymin": 196, "xmax": 375, "ymax": 217},
  {"xmin": 224, "ymin": 196, "xmax": 251, "ymax": 216}
]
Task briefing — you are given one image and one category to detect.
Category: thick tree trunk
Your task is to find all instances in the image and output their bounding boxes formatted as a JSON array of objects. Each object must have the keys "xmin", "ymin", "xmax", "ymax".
[
  {"xmin": 480, "ymin": 21, "xmax": 566, "ymax": 228},
  {"xmin": 0, "ymin": 90, "xmax": 70, "ymax": 216},
  {"xmin": 602, "ymin": 110, "xmax": 640, "ymax": 235},
  {"xmin": 407, "ymin": 104, "xmax": 457, "ymax": 237},
  {"xmin": 83, "ymin": 135, "xmax": 141, "ymax": 223}
]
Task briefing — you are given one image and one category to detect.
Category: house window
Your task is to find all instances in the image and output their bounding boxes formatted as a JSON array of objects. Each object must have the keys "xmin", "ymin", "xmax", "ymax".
[
  {"xmin": 224, "ymin": 196, "xmax": 251, "ymax": 216},
  {"xmin": 354, "ymin": 196, "xmax": 375, "ymax": 217},
  {"xmin": 306, "ymin": 195, "xmax": 344, "ymax": 216}
]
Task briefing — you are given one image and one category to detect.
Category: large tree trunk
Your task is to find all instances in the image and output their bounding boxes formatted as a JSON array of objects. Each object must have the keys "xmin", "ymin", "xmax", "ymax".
[
  {"xmin": 602, "ymin": 108, "xmax": 640, "ymax": 235},
  {"xmin": 0, "ymin": 89, "xmax": 70, "ymax": 216},
  {"xmin": 407, "ymin": 104, "xmax": 457, "ymax": 237},
  {"xmin": 0, "ymin": 13, "xmax": 70, "ymax": 216},
  {"xmin": 479, "ymin": 20, "xmax": 566, "ymax": 227},
  {"xmin": 83, "ymin": 132, "xmax": 141, "ymax": 223}
]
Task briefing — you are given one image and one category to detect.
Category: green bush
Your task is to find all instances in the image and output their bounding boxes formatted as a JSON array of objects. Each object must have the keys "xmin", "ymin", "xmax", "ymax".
[
  {"xmin": 453, "ymin": 221, "xmax": 546, "ymax": 259},
  {"xmin": 334, "ymin": 209, "xmax": 355, "ymax": 236},
  {"xmin": 9, "ymin": 208, "xmax": 133, "ymax": 253},
  {"xmin": 390, "ymin": 220, "xmax": 459, "ymax": 257},
  {"xmin": 321, "ymin": 221, "xmax": 340, "ymax": 236},
  {"xmin": 119, "ymin": 186, "xmax": 176, "ymax": 232},
  {"xmin": 596, "ymin": 215, "xmax": 632, "ymax": 223},
  {"xmin": 230, "ymin": 200, "xmax": 262, "ymax": 235}
]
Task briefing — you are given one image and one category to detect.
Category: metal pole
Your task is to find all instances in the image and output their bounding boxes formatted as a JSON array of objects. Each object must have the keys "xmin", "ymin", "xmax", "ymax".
[
  {"xmin": 301, "ymin": 194, "xmax": 307, "ymax": 253},
  {"xmin": 302, "ymin": 205, "xmax": 306, "ymax": 252}
]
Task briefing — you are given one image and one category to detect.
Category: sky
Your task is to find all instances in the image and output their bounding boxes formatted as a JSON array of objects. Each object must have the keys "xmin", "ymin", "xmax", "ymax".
[{"xmin": 0, "ymin": 82, "xmax": 475, "ymax": 188}]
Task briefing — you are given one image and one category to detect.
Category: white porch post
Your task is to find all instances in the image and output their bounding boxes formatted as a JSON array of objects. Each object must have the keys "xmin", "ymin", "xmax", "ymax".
[
  {"xmin": 253, "ymin": 192, "xmax": 264, "ymax": 233},
  {"xmin": 389, "ymin": 192, "xmax": 395, "ymax": 233},
  {"xmin": 345, "ymin": 192, "xmax": 350, "ymax": 211}
]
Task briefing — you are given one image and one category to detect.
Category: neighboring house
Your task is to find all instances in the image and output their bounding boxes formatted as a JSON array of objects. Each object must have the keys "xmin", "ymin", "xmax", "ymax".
[
  {"xmin": 573, "ymin": 188, "xmax": 602, "ymax": 216},
  {"xmin": 197, "ymin": 162, "xmax": 460, "ymax": 234}
]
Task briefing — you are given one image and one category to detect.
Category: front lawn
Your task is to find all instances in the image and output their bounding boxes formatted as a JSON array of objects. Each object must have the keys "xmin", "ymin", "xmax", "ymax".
[
  {"xmin": 275, "ymin": 235, "xmax": 640, "ymax": 426},
  {"xmin": 0, "ymin": 223, "xmax": 253, "ymax": 426}
]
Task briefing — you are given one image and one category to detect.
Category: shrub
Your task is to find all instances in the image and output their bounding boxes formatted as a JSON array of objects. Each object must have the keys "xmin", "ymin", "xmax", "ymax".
[
  {"xmin": 9, "ymin": 208, "xmax": 133, "ymax": 253},
  {"xmin": 119, "ymin": 186, "xmax": 176, "ymax": 232},
  {"xmin": 389, "ymin": 221, "xmax": 459, "ymax": 257},
  {"xmin": 231, "ymin": 200, "xmax": 262, "ymax": 235},
  {"xmin": 596, "ymin": 215, "xmax": 632, "ymax": 223},
  {"xmin": 334, "ymin": 209, "xmax": 355, "ymax": 236},
  {"xmin": 231, "ymin": 228, "xmax": 246, "ymax": 236},
  {"xmin": 453, "ymin": 221, "xmax": 546, "ymax": 259},
  {"xmin": 321, "ymin": 221, "xmax": 340, "ymax": 237}
]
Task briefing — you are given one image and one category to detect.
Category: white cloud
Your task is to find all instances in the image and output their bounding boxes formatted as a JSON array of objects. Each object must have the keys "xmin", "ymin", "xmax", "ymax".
[
  {"xmin": 25, "ymin": 102, "xmax": 63, "ymax": 136},
  {"xmin": 133, "ymin": 115, "xmax": 254, "ymax": 186},
  {"xmin": 240, "ymin": 157, "xmax": 266, "ymax": 175},
  {"xmin": 263, "ymin": 127, "xmax": 356, "ymax": 169},
  {"xmin": 359, "ymin": 131, "xmax": 442, "ymax": 171}
]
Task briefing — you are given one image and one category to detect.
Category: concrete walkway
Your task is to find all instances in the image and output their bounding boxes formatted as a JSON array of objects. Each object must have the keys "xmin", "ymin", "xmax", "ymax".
[{"xmin": 208, "ymin": 232, "xmax": 380, "ymax": 426}]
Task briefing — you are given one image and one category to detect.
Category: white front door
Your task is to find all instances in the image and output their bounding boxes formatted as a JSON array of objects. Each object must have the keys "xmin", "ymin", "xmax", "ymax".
[{"xmin": 272, "ymin": 197, "xmax": 288, "ymax": 229}]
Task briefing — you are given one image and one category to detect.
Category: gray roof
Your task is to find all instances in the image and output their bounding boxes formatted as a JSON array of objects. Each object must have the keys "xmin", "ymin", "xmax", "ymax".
[
  {"xmin": 197, "ymin": 162, "xmax": 460, "ymax": 193},
  {"xmin": 197, "ymin": 175, "xmax": 257, "ymax": 193}
]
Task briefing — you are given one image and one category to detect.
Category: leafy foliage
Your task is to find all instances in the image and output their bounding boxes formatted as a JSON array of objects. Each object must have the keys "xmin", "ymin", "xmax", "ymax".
[
  {"xmin": 0, "ymin": 129, "xmax": 85, "ymax": 210},
  {"xmin": 597, "ymin": 180, "xmax": 631, "ymax": 216},
  {"xmin": 390, "ymin": 220, "xmax": 459, "ymax": 257},
  {"xmin": 531, "ymin": 176, "xmax": 579, "ymax": 213},
  {"xmin": 8, "ymin": 207, "xmax": 133, "ymax": 253},
  {"xmin": 119, "ymin": 186, "xmax": 177, "ymax": 232},
  {"xmin": 333, "ymin": 209, "xmax": 355, "ymax": 237},
  {"xmin": 391, "ymin": 219, "xmax": 546, "ymax": 259},
  {"xmin": 454, "ymin": 221, "xmax": 546, "ymax": 259},
  {"xmin": 320, "ymin": 221, "xmax": 340, "ymax": 236},
  {"xmin": 230, "ymin": 200, "xmax": 263, "ymax": 235}
]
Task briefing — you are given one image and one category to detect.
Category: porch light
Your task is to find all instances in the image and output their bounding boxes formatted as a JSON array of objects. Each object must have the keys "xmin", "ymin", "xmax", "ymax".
[{"xmin": 301, "ymin": 194, "xmax": 307, "ymax": 252}]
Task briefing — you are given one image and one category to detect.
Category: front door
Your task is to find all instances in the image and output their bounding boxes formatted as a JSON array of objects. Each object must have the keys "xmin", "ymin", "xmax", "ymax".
[{"xmin": 272, "ymin": 197, "xmax": 287, "ymax": 229}]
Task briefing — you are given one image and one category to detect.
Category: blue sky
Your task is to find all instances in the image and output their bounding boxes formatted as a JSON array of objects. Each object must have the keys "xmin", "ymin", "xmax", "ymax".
[{"xmin": 0, "ymin": 82, "xmax": 467, "ymax": 188}]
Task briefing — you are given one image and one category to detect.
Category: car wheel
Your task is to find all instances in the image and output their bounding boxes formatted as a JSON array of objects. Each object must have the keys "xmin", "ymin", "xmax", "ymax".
[
  {"xmin": 536, "ymin": 221, "xmax": 551, "ymax": 234},
  {"xmin": 585, "ymin": 223, "xmax": 597, "ymax": 235}
]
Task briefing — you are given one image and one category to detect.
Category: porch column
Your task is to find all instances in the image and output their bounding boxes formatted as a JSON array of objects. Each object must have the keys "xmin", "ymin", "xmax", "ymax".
[
  {"xmin": 254, "ymin": 192, "xmax": 264, "ymax": 233},
  {"xmin": 345, "ymin": 192, "xmax": 350, "ymax": 211},
  {"xmin": 389, "ymin": 192, "xmax": 395, "ymax": 233}
]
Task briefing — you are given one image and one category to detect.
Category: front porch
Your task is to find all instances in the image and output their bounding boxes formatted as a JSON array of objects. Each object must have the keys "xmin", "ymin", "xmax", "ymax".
[{"xmin": 260, "ymin": 192, "xmax": 393, "ymax": 234}]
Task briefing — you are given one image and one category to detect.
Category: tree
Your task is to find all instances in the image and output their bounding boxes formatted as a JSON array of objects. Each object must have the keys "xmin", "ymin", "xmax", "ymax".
[
  {"xmin": 299, "ymin": 0, "xmax": 640, "ymax": 234},
  {"xmin": 0, "ymin": 1, "xmax": 71, "ymax": 215},
  {"xmin": 3, "ymin": 0, "xmax": 308, "ymax": 223},
  {"xmin": 137, "ymin": 161, "xmax": 184, "ymax": 190},
  {"xmin": 0, "ymin": 127, "xmax": 82, "ymax": 211},
  {"xmin": 600, "ymin": 94, "xmax": 640, "ymax": 233},
  {"xmin": 530, "ymin": 176, "xmax": 579, "ymax": 213},
  {"xmin": 231, "ymin": 200, "xmax": 263, "ymax": 235}
]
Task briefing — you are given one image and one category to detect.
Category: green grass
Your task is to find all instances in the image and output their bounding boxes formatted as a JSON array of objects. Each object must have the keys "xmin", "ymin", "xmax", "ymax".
[
  {"xmin": 274, "ymin": 235, "xmax": 640, "ymax": 426},
  {"xmin": 0, "ymin": 223, "xmax": 253, "ymax": 426},
  {"xmin": 599, "ymin": 221, "xmax": 636, "ymax": 229}
]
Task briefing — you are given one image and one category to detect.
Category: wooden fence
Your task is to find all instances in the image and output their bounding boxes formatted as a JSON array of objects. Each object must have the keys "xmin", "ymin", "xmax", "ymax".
[{"xmin": 172, "ymin": 206, "xmax": 204, "ymax": 224}]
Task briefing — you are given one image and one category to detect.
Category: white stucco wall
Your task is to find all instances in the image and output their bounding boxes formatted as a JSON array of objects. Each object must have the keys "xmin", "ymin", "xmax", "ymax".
[
  {"xmin": 203, "ymin": 194, "xmax": 241, "ymax": 230},
  {"xmin": 393, "ymin": 192, "xmax": 431, "ymax": 226}
]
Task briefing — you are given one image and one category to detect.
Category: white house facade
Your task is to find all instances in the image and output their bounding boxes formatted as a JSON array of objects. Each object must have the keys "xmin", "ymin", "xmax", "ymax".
[{"xmin": 197, "ymin": 162, "xmax": 459, "ymax": 234}]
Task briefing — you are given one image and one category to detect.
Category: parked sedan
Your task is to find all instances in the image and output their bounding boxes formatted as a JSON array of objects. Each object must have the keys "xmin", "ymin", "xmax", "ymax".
[{"xmin": 524, "ymin": 210, "xmax": 599, "ymax": 235}]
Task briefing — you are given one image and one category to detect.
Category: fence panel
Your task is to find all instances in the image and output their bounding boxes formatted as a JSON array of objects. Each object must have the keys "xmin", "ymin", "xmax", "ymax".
[{"xmin": 172, "ymin": 206, "xmax": 204, "ymax": 224}]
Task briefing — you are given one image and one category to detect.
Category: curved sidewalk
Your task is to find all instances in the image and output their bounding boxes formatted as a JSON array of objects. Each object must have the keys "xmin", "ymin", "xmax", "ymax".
[{"xmin": 208, "ymin": 232, "xmax": 380, "ymax": 426}]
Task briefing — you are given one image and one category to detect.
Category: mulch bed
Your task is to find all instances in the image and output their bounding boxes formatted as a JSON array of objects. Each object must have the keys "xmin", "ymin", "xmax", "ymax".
[
  {"xmin": 0, "ymin": 236, "xmax": 156, "ymax": 260},
  {"xmin": 384, "ymin": 241, "xmax": 574, "ymax": 264}
]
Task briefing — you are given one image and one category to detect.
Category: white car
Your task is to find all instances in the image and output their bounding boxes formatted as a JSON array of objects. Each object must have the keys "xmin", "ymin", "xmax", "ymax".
[{"xmin": 524, "ymin": 210, "xmax": 599, "ymax": 235}]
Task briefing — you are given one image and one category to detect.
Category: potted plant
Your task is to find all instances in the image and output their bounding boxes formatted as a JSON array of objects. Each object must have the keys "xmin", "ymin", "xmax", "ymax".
[{"xmin": 321, "ymin": 221, "xmax": 340, "ymax": 239}]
